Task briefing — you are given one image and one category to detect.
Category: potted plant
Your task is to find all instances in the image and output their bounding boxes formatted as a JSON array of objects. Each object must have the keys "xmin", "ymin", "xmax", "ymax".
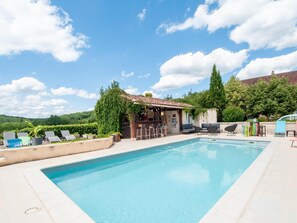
[
  {"xmin": 111, "ymin": 132, "xmax": 121, "ymax": 142},
  {"xmin": 27, "ymin": 122, "xmax": 43, "ymax": 146}
]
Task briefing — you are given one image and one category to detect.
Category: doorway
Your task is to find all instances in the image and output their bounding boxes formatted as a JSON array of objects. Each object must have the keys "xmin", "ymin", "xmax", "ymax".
[{"xmin": 166, "ymin": 110, "xmax": 180, "ymax": 134}]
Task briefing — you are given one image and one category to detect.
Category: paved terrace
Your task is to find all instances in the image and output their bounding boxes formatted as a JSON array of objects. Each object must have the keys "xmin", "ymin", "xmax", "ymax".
[{"xmin": 0, "ymin": 134, "xmax": 296, "ymax": 223}]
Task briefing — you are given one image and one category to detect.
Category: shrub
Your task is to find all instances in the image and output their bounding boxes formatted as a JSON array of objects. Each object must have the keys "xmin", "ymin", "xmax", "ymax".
[
  {"xmin": 258, "ymin": 115, "xmax": 268, "ymax": 122},
  {"xmin": 19, "ymin": 123, "xmax": 98, "ymax": 137},
  {"xmin": 223, "ymin": 106, "xmax": 245, "ymax": 122}
]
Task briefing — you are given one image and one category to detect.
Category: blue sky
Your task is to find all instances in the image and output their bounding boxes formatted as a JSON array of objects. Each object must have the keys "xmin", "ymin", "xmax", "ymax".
[{"xmin": 0, "ymin": 0, "xmax": 297, "ymax": 118}]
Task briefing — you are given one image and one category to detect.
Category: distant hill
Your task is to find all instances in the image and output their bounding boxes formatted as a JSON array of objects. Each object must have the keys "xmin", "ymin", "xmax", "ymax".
[
  {"xmin": 0, "ymin": 115, "xmax": 29, "ymax": 123},
  {"xmin": 0, "ymin": 111, "xmax": 96, "ymax": 132}
]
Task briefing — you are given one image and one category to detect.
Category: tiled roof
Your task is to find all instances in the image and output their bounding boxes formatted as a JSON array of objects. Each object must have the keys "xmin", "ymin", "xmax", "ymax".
[
  {"xmin": 241, "ymin": 70, "xmax": 297, "ymax": 85},
  {"xmin": 123, "ymin": 94, "xmax": 193, "ymax": 109}
]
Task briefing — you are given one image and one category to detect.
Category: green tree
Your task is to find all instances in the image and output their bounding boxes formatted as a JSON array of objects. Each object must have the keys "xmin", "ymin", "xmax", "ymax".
[
  {"xmin": 246, "ymin": 77, "xmax": 297, "ymax": 118},
  {"xmin": 173, "ymin": 90, "xmax": 210, "ymax": 119},
  {"xmin": 208, "ymin": 64, "xmax": 226, "ymax": 121},
  {"xmin": 44, "ymin": 115, "xmax": 66, "ymax": 125},
  {"xmin": 224, "ymin": 76, "xmax": 247, "ymax": 110},
  {"xmin": 164, "ymin": 94, "xmax": 173, "ymax": 100},
  {"xmin": 144, "ymin": 92, "xmax": 153, "ymax": 98}
]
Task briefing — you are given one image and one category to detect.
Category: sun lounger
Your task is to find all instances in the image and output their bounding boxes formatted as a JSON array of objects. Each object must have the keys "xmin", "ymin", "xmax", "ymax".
[
  {"xmin": 45, "ymin": 131, "xmax": 61, "ymax": 143},
  {"xmin": 17, "ymin": 132, "xmax": 31, "ymax": 146},
  {"xmin": 6, "ymin": 139, "xmax": 22, "ymax": 148},
  {"xmin": 17, "ymin": 132, "xmax": 28, "ymax": 137},
  {"xmin": 274, "ymin": 120, "xmax": 286, "ymax": 137},
  {"xmin": 3, "ymin": 132, "xmax": 23, "ymax": 148},
  {"xmin": 61, "ymin": 130, "xmax": 76, "ymax": 141},
  {"xmin": 3, "ymin": 132, "xmax": 17, "ymax": 147}
]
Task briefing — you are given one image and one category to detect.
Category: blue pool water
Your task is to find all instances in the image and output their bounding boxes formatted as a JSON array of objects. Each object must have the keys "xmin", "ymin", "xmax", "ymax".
[{"xmin": 43, "ymin": 138, "xmax": 268, "ymax": 223}]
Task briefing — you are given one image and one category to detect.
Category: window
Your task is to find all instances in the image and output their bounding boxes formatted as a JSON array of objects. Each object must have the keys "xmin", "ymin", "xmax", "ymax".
[{"xmin": 185, "ymin": 112, "xmax": 191, "ymax": 124}]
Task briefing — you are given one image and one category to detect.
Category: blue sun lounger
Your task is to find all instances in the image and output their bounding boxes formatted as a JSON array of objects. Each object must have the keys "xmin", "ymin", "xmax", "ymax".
[
  {"xmin": 274, "ymin": 120, "xmax": 286, "ymax": 137},
  {"xmin": 3, "ymin": 132, "xmax": 20, "ymax": 148}
]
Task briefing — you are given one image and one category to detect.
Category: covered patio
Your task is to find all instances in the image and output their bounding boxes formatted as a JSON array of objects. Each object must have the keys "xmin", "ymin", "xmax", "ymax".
[{"xmin": 121, "ymin": 95, "xmax": 193, "ymax": 139}]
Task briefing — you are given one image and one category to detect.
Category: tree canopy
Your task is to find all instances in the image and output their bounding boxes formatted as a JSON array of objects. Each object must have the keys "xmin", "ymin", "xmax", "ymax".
[
  {"xmin": 224, "ymin": 76, "xmax": 247, "ymax": 110},
  {"xmin": 144, "ymin": 92, "xmax": 153, "ymax": 98},
  {"xmin": 245, "ymin": 77, "xmax": 297, "ymax": 118},
  {"xmin": 208, "ymin": 64, "xmax": 226, "ymax": 121}
]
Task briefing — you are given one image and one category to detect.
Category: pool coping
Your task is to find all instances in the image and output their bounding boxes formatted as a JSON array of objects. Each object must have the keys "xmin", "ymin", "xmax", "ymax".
[
  {"xmin": 22, "ymin": 135, "xmax": 275, "ymax": 223},
  {"xmin": 199, "ymin": 139, "xmax": 276, "ymax": 222},
  {"xmin": 22, "ymin": 135, "xmax": 201, "ymax": 223}
]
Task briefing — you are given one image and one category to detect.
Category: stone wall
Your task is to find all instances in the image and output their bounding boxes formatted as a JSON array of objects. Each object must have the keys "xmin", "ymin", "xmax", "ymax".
[
  {"xmin": 0, "ymin": 137, "xmax": 113, "ymax": 167},
  {"xmin": 182, "ymin": 109, "xmax": 217, "ymax": 126},
  {"xmin": 219, "ymin": 122, "xmax": 296, "ymax": 135}
]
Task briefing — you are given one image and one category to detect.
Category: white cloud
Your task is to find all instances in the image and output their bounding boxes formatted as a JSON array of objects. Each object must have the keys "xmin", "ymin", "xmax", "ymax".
[
  {"xmin": 51, "ymin": 87, "xmax": 97, "ymax": 99},
  {"xmin": 0, "ymin": 77, "xmax": 46, "ymax": 94},
  {"xmin": 124, "ymin": 86, "xmax": 161, "ymax": 98},
  {"xmin": 0, "ymin": 0, "xmax": 88, "ymax": 62},
  {"xmin": 152, "ymin": 48, "xmax": 248, "ymax": 91},
  {"xmin": 121, "ymin": 70, "xmax": 134, "ymax": 78},
  {"xmin": 137, "ymin": 73, "xmax": 151, "ymax": 79},
  {"xmin": 137, "ymin": 8, "xmax": 147, "ymax": 21},
  {"xmin": 124, "ymin": 85, "xmax": 140, "ymax": 95},
  {"xmin": 0, "ymin": 77, "xmax": 70, "ymax": 117},
  {"xmin": 159, "ymin": 0, "xmax": 297, "ymax": 50},
  {"xmin": 0, "ymin": 76, "xmax": 97, "ymax": 117},
  {"xmin": 237, "ymin": 51, "xmax": 297, "ymax": 80}
]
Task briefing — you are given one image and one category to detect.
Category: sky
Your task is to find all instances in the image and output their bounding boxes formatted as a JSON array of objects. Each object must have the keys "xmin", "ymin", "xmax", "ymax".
[{"xmin": 0, "ymin": 0, "xmax": 297, "ymax": 118}]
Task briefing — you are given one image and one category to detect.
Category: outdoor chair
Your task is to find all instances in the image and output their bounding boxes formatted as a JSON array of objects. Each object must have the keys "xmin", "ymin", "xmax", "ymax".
[
  {"xmin": 144, "ymin": 125, "xmax": 150, "ymax": 139},
  {"xmin": 149, "ymin": 125, "xmax": 156, "ymax": 138},
  {"xmin": 136, "ymin": 125, "xmax": 149, "ymax": 140},
  {"xmin": 136, "ymin": 127, "xmax": 143, "ymax": 140},
  {"xmin": 61, "ymin": 130, "xmax": 76, "ymax": 141},
  {"xmin": 224, "ymin": 124, "xmax": 238, "ymax": 135},
  {"xmin": 201, "ymin": 123, "xmax": 221, "ymax": 133},
  {"xmin": 3, "ymin": 131, "xmax": 21, "ymax": 148},
  {"xmin": 17, "ymin": 132, "xmax": 31, "ymax": 146},
  {"xmin": 181, "ymin": 124, "xmax": 196, "ymax": 134},
  {"xmin": 45, "ymin": 131, "xmax": 61, "ymax": 143},
  {"xmin": 194, "ymin": 126, "xmax": 207, "ymax": 134},
  {"xmin": 155, "ymin": 124, "xmax": 162, "ymax": 137},
  {"xmin": 162, "ymin": 125, "xmax": 168, "ymax": 137},
  {"xmin": 17, "ymin": 132, "xmax": 28, "ymax": 137},
  {"xmin": 207, "ymin": 126, "xmax": 218, "ymax": 134},
  {"xmin": 274, "ymin": 120, "xmax": 286, "ymax": 137}
]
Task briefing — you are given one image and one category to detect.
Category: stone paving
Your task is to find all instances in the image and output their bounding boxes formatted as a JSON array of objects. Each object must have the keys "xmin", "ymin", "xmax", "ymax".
[{"xmin": 0, "ymin": 134, "xmax": 296, "ymax": 223}]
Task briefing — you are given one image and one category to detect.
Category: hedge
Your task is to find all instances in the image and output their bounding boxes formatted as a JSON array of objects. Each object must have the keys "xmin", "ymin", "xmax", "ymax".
[{"xmin": 19, "ymin": 123, "xmax": 98, "ymax": 137}]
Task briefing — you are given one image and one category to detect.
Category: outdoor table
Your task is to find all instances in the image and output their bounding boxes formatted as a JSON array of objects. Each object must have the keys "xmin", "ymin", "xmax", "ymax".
[{"xmin": 286, "ymin": 130, "xmax": 296, "ymax": 137}]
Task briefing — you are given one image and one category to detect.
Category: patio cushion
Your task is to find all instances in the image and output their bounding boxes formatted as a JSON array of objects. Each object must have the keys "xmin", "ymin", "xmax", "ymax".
[{"xmin": 7, "ymin": 139, "xmax": 22, "ymax": 148}]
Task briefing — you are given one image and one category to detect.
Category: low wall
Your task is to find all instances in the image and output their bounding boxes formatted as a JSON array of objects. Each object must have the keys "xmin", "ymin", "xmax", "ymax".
[
  {"xmin": 219, "ymin": 122, "xmax": 296, "ymax": 135},
  {"xmin": 0, "ymin": 137, "xmax": 113, "ymax": 167}
]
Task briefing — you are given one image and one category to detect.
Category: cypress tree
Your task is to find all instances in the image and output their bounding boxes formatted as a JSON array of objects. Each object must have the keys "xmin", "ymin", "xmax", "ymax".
[{"xmin": 209, "ymin": 64, "xmax": 226, "ymax": 121}]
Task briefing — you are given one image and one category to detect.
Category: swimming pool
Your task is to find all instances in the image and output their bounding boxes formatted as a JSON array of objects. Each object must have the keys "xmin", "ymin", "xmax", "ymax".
[{"xmin": 43, "ymin": 138, "xmax": 269, "ymax": 223}]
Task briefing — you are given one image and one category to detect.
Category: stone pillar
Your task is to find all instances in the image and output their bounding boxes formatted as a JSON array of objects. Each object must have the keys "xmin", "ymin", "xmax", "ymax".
[
  {"xmin": 178, "ymin": 109, "xmax": 183, "ymax": 131},
  {"xmin": 130, "ymin": 114, "xmax": 136, "ymax": 140}
]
